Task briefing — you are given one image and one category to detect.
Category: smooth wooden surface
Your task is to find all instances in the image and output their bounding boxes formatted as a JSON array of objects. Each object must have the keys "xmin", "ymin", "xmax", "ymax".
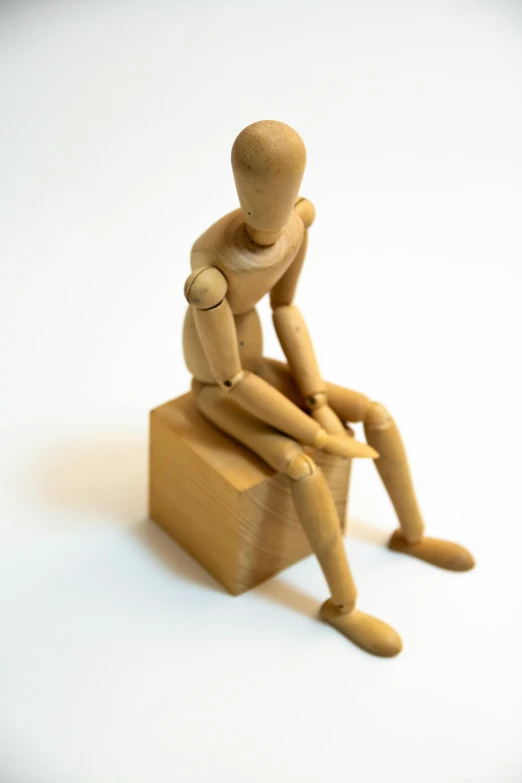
[
  {"xmin": 293, "ymin": 196, "xmax": 316, "ymax": 229},
  {"xmin": 291, "ymin": 467, "xmax": 357, "ymax": 610},
  {"xmin": 320, "ymin": 601, "xmax": 403, "ymax": 657},
  {"xmin": 184, "ymin": 265, "xmax": 228, "ymax": 309},
  {"xmin": 272, "ymin": 304, "xmax": 325, "ymax": 399},
  {"xmin": 183, "ymin": 306, "xmax": 263, "ymax": 383},
  {"xmin": 196, "ymin": 383, "xmax": 311, "ymax": 475},
  {"xmin": 189, "ymin": 208, "xmax": 304, "ymax": 314},
  {"xmin": 231, "ymin": 120, "xmax": 306, "ymax": 243},
  {"xmin": 364, "ymin": 409, "xmax": 426, "ymax": 544},
  {"xmin": 175, "ymin": 118, "xmax": 475, "ymax": 655},
  {"xmin": 229, "ymin": 370, "xmax": 324, "ymax": 445},
  {"xmin": 192, "ymin": 299, "xmax": 242, "ymax": 384},
  {"xmin": 149, "ymin": 393, "xmax": 352, "ymax": 595},
  {"xmin": 3, "ymin": 3, "xmax": 514, "ymax": 772},
  {"xmin": 389, "ymin": 530, "xmax": 475, "ymax": 571},
  {"xmin": 311, "ymin": 400, "xmax": 347, "ymax": 435},
  {"xmin": 269, "ymin": 229, "xmax": 308, "ymax": 309}
]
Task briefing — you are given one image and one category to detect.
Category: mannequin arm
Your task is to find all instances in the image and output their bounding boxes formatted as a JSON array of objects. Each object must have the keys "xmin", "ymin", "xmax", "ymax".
[
  {"xmin": 269, "ymin": 205, "xmax": 347, "ymax": 435},
  {"xmin": 270, "ymin": 196, "xmax": 325, "ymax": 403},
  {"xmin": 186, "ymin": 266, "xmax": 375, "ymax": 459}
]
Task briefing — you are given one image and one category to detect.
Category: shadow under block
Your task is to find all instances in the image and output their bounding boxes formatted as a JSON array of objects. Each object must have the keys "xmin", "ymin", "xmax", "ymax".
[{"xmin": 149, "ymin": 393, "xmax": 353, "ymax": 595}]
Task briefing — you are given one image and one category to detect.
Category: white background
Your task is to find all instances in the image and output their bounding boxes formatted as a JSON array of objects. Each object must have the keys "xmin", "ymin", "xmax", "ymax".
[{"xmin": 1, "ymin": 1, "xmax": 521, "ymax": 781}]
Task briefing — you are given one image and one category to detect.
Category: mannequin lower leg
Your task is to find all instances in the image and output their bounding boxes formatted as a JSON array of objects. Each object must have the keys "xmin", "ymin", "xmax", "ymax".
[
  {"xmin": 363, "ymin": 403, "xmax": 425, "ymax": 544},
  {"xmin": 255, "ymin": 360, "xmax": 474, "ymax": 573},
  {"xmin": 195, "ymin": 383, "xmax": 403, "ymax": 656},
  {"xmin": 287, "ymin": 454, "xmax": 402, "ymax": 657},
  {"xmin": 257, "ymin": 360, "xmax": 425, "ymax": 543},
  {"xmin": 323, "ymin": 375, "xmax": 425, "ymax": 543}
]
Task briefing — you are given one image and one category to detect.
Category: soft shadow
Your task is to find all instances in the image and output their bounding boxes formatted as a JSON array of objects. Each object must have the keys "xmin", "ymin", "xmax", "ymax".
[
  {"xmin": 40, "ymin": 436, "xmax": 148, "ymax": 524},
  {"xmin": 39, "ymin": 435, "xmax": 386, "ymax": 615},
  {"xmin": 133, "ymin": 515, "xmax": 227, "ymax": 593},
  {"xmin": 255, "ymin": 576, "xmax": 319, "ymax": 616},
  {"xmin": 38, "ymin": 434, "xmax": 226, "ymax": 593},
  {"xmin": 348, "ymin": 517, "xmax": 391, "ymax": 546},
  {"xmin": 38, "ymin": 435, "xmax": 318, "ymax": 608}
]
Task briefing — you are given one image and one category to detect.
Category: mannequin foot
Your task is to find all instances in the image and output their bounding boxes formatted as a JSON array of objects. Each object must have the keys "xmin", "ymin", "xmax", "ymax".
[
  {"xmin": 389, "ymin": 529, "xmax": 475, "ymax": 572},
  {"xmin": 320, "ymin": 599, "xmax": 403, "ymax": 657}
]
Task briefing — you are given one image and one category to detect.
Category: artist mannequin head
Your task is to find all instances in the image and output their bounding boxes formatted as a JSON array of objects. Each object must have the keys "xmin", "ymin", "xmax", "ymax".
[{"xmin": 231, "ymin": 120, "xmax": 307, "ymax": 246}]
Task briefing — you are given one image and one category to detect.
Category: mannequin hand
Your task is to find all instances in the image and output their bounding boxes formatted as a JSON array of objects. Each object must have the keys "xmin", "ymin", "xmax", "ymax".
[
  {"xmin": 308, "ymin": 403, "xmax": 378, "ymax": 459},
  {"xmin": 309, "ymin": 401, "xmax": 377, "ymax": 458},
  {"xmin": 321, "ymin": 432, "xmax": 378, "ymax": 460}
]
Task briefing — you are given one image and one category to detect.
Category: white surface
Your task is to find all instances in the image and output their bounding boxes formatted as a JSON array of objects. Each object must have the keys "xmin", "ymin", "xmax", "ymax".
[{"xmin": 1, "ymin": 1, "xmax": 521, "ymax": 781}]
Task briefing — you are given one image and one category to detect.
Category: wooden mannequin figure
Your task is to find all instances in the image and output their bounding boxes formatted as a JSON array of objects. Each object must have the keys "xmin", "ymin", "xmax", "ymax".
[{"xmin": 182, "ymin": 120, "xmax": 474, "ymax": 657}]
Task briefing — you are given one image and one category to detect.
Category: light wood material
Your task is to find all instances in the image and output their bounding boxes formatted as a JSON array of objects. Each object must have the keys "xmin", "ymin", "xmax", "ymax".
[
  {"xmin": 195, "ymin": 385, "xmax": 359, "ymax": 615},
  {"xmin": 258, "ymin": 359, "xmax": 425, "ymax": 541},
  {"xmin": 190, "ymin": 208, "xmax": 304, "ymax": 315},
  {"xmin": 364, "ymin": 409, "xmax": 425, "ymax": 544},
  {"xmin": 184, "ymin": 266, "xmax": 228, "ymax": 309},
  {"xmin": 322, "ymin": 378, "xmax": 372, "ymax": 424},
  {"xmin": 291, "ymin": 466, "xmax": 357, "ymax": 610},
  {"xmin": 388, "ymin": 530, "xmax": 475, "ymax": 571},
  {"xmin": 232, "ymin": 120, "xmax": 306, "ymax": 243},
  {"xmin": 150, "ymin": 119, "xmax": 476, "ymax": 657},
  {"xmin": 229, "ymin": 371, "xmax": 377, "ymax": 459},
  {"xmin": 258, "ymin": 358, "xmax": 475, "ymax": 567},
  {"xmin": 272, "ymin": 304, "xmax": 325, "ymax": 399},
  {"xmin": 183, "ymin": 307, "xmax": 263, "ymax": 383},
  {"xmin": 310, "ymin": 400, "xmax": 347, "ymax": 435},
  {"xmin": 258, "ymin": 357, "xmax": 370, "ymax": 424},
  {"xmin": 149, "ymin": 393, "xmax": 352, "ymax": 595},
  {"xmin": 294, "ymin": 197, "xmax": 316, "ymax": 229},
  {"xmin": 197, "ymin": 383, "xmax": 308, "ymax": 474},
  {"xmin": 269, "ymin": 230, "xmax": 308, "ymax": 309},
  {"xmin": 320, "ymin": 601, "xmax": 403, "ymax": 657},
  {"xmin": 229, "ymin": 370, "xmax": 324, "ymax": 445}
]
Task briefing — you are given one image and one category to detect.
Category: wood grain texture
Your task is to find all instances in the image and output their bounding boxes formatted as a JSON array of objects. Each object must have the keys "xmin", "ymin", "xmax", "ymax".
[
  {"xmin": 232, "ymin": 120, "xmax": 306, "ymax": 243},
  {"xmin": 164, "ymin": 118, "xmax": 476, "ymax": 656},
  {"xmin": 192, "ymin": 298, "xmax": 242, "ymax": 384},
  {"xmin": 293, "ymin": 196, "xmax": 316, "ymax": 229},
  {"xmin": 190, "ymin": 208, "xmax": 304, "ymax": 314},
  {"xmin": 388, "ymin": 530, "xmax": 475, "ymax": 571},
  {"xmin": 229, "ymin": 370, "xmax": 324, "ymax": 445},
  {"xmin": 310, "ymin": 401, "xmax": 347, "ymax": 435},
  {"xmin": 272, "ymin": 304, "xmax": 325, "ymax": 399},
  {"xmin": 269, "ymin": 229, "xmax": 308, "ymax": 309},
  {"xmin": 149, "ymin": 393, "xmax": 352, "ymax": 595},
  {"xmin": 183, "ymin": 306, "xmax": 263, "ymax": 384},
  {"xmin": 320, "ymin": 600, "xmax": 403, "ymax": 657},
  {"xmin": 291, "ymin": 466, "xmax": 357, "ymax": 610},
  {"xmin": 184, "ymin": 266, "xmax": 227, "ymax": 309},
  {"xmin": 364, "ymin": 410, "xmax": 426, "ymax": 544},
  {"xmin": 196, "ymin": 383, "xmax": 308, "ymax": 475}
]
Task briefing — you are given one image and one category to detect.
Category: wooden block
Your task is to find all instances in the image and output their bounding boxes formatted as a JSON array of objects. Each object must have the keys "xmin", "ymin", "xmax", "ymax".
[{"xmin": 149, "ymin": 393, "xmax": 352, "ymax": 595}]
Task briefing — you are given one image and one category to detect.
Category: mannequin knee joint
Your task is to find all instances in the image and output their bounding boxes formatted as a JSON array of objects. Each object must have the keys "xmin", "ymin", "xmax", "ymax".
[
  {"xmin": 286, "ymin": 453, "xmax": 316, "ymax": 481},
  {"xmin": 365, "ymin": 401, "xmax": 391, "ymax": 428}
]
